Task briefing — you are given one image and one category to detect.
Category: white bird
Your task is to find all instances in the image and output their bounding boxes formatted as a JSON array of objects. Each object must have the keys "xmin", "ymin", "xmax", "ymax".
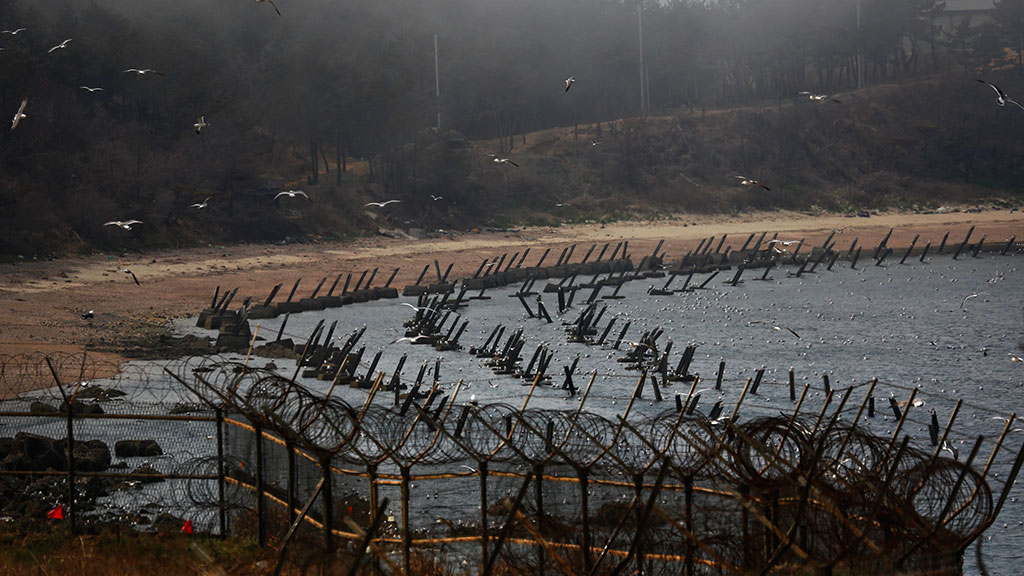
[
  {"xmin": 190, "ymin": 196, "xmax": 211, "ymax": 209},
  {"xmin": 736, "ymin": 176, "xmax": 771, "ymax": 190},
  {"xmin": 401, "ymin": 303, "xmax": 437, "ymax": 313},
  {"xmin": 959, "ymin": 292, "xmax": 988, "ymax": 310},
  {"xmin": 104, "ymin": 220, "xmax": 143, "ymax": 230},
  {"xmin": 193, "ymin": 114, "xmax": 207, "ymax": 134},
  {"xmin": 976, "ymin": 79, "xmax": 1024, "ymax": 110},
  {"xmin": 1010, "ymin": 353, "xmax": 1023, "ymax": 364},
  {"xmin": 1, "ymin": 28, "xmax": 26, "ymax": 35},
  {"xmin": 489, "ymin": 155, "xmax": 519, "ymax": 167},
  {"xmin": 275, "ymin": 190, "xmax": 310, "ymax": 201},
  {"xmin": 565, "ymin": 76, "xmax": 575, "ymax": 92},
  {"xmin": 749, "ymin": 321, "xmax": 800, "ymax": 338},
  {"xmin": 256, "ymin": 0, "xmax": 282, "ymax": 16},
  {"xmin": 940, "ymin": 440, "xmax": 959, "ymax": 460},
  {"xmin": 123, "ymin": 68, "xmax": 165, "ymax": 76},
  {"xmin": 364, "ymin": 199, "xmax": 400, "ymax": 207},
  {"xmin": 429, "ymin": 194, "xmax": 443, "ymax": 201},
  {"xmin": 79, "ymin": 86, "xmax": 104, "ymax": 93},
  {"xmin": 391, "ymin": 335, "xmax": 433, "ymax": 345},
  {"xmin": 589, "ymin": 139, "xmax": 603, "ymax": 146},
  {"xmin": 10, "ymin": 97, "xmax": 26, "ymax": 132},
  {"xmin": 797, "ymin": 91, "xmax": 840, "ymax": 104},
  {"xmin": 47, "ymin": 38, "xmax": 71, "ymax": 54},
  {"xmin": 81, "ymin": 310, "xmax": 94, "ymax": 320},
  {"xmin": 767, "ymin": 239, "xmax": 802, "ymax": 247},
  {"xmin": 123, "ymin": 269, "xmax": 139, "ymax": 286}
]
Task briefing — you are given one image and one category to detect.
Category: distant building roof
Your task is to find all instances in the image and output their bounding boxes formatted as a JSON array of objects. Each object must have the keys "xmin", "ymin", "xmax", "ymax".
[{"xmin": 945, "ymin": 0, "xmax": 995, "ymax": 11}]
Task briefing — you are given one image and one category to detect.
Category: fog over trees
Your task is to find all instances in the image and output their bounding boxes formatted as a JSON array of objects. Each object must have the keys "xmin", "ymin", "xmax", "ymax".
[{"xmin": 0, "ymin": 0, "xmax": 1020, "ymax": 255}]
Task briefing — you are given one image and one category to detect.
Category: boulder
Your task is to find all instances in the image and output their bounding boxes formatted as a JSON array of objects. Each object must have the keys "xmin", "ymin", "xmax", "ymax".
[
  {"xmin": 2, "ymin": 432, "xmax": 65, "ymax": 471},
  {"xmin": 115, "ymin": 439, "xmax": 164, "ymax": 458}
]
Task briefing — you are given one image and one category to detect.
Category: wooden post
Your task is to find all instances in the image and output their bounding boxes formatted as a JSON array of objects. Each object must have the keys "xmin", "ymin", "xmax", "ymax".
[
  {"xmin": 873, "ymin": 227, "xmax": 893, "ymax": 259},
  {"xmin": 937, "ymin": 230, "xmax": 949, "ymax": 254},
  {"xmin": 285, "ymin": 278, "xmax": 301, "ymax": 303},
  {"xmin": 750, "ymin": 366, "xmax": 765, "ymax": 394},
  {"xmin": 414, "ymin": 264, "xmax": 430, "ymax": 286},
  {"xmin": 716, "ymin": 359, "xmax": 725, "ymax": 390},
  {"xmin": 899, "ymin": 234, "xmax": 919, "ymax": 264},
  {"xmin": 850, "ymin": 246, "xmax": 862, "ymax": 269},
  {"xmin": 919, "ymin": 241, "xmax": 931, "ymax": 262},
  {"xmin": 1002, "ymin": 236, "xmax": 1017, "ymax": 255},
  {"xmin": 972, "ymin": 234, "xmax": 986, "ymax": 257},
  {"xmin": 789, "ymin": 367, "xmax": 796, "ymax": 401}
]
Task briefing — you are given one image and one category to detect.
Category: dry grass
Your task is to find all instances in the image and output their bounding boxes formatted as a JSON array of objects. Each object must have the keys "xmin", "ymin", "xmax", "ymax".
[{"xmin": 0, "ymin": 525, "xmax": 273, "ymax": 576}]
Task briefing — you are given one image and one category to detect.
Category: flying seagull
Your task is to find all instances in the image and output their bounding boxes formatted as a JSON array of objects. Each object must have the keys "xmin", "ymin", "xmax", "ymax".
[
  {"xmin": 364, "ymin": 199, "xmax": 400, "ymax": 207},
  {"xmin": 1, "ymin": 28, "xmax": 26, "ymax": 35},
  {"xmin": 193, "ymin": 114, "xmax": 207, "ymax": 134},
  {"xmin": 256, "ymin": 0, "xmax": 282, "ymax": 16},
  {"xmin": 104, "ymin": 220, "xmax": 142, "ymax": 230},
  {"xmin": 48, "ymin": 38, "xmax": 71, "ymax": 54},
  {"xmin": 401, "ymin": 302, "xmax": 437, "ymax": 313},
  {"xmin": 10, "ymin": 97, "xmax": 26, "ymax": 131},
  {"xmin": 490, "ymin": 155, "xmax": 520, "ymax": 167},
  {"xmin": 123, "ymin": 269, "xmax": 139, "ymax": 286},
  {"xmin": 190, "ymin": 196, "xmax": 211, "ymax": 209},
  {"xmin": 767, "ymin": 239, "xmax": 802, "ymax": 247},
  {"xmin": 736, "ymin": 176, "xmax": 771, "ymax": 191},
  {"xmin": 429, "ymin": 194, "xmax": 443, "ymax": 201},
  {"xmin": 123, "ymin": 68, "xmax": 165, "ymax": 76},
  {"xmin": 565, "ymin": 76, "xmax": 575, "ymax": 92},
  {"xmin": 797, "ymin": 91, "xmax": 840, "ymax": 104},
  {"xmin": 959, "ymin": 291, "xmax": 988, "ymax": 310},
  {"xmin": 79, "ymin": 86, "xmax": 104, "ymax": 93},
  {"xmin": 81, "ymin": 310, "xmax": 94, "ymax": 320},
  {"xmin": 274, "ymin": 190, "xmax": 309, "ymax": 201},
  {"xmin": 589, "ymin": 139, "xmax": 603, "ymax": 146},
  {"xmin": 976, "ymin": 79, "xmax": 1024, "ymax": 110},
  {"xmin": 749, "ymin": 321, "xmax": 800, "ymax": 338},
  {"xmin": 1010, "ymin": 353, "xmax": 1023, "ymax": 364},
  {"xmin": 391, "ymin": 335, "xmax": 433, "ymax": 345}
]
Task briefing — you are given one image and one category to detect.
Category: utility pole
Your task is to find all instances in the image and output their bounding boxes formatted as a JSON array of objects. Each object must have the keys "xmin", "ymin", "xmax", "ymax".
[
  {"xmin": 434, "ymin": 34, "xmax": 442, "ymax": 131},
  {"xmin": 638, "ymin": 1, "xmax": 646, "ymax": 117},
  {"xmin": 856, "ymin": 0, "xmax": 864, "ymax": 89}
]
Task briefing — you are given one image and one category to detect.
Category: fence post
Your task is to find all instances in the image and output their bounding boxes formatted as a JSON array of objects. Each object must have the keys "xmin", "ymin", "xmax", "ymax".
[
  {"xmin": 322, "ymin": 456, "xmax": 334, "ymax": 560},
  {"xmin": 685, "ymin": 477, "xmax": 694, "ymax": 576},
  {"xmin": 479, "ymin": 461, "xmax": 489, "ymax": 570},
  {"xmin": 401, "ymin": 466, "xmax": 412, "ymax": 576},
  {"xmin": 254, "ymin": 423, "xmax": 266, "ymax": 547},
  {"xmin": 216, "ymin": 407, "xmax": 227, "ymax": 537},
  {"xmin": 368, "ymin": 463, "xmax": 380, "ymax": 576},
  {"xmin": 66, "ymin": 400, "xmax": 77, "ymax": 535},
  {"xmin": 580, "ymin": 470, "xmax": 592, "ymax": 574},
  {"xmin": 287, "ymin": 442, "xmax": 296, "ymax": 524},
  {"xmin": 536, "ymin": 465, "xmax": 546, "ymax": 576}
]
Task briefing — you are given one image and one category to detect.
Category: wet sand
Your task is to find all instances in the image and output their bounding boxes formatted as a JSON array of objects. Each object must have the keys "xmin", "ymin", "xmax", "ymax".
[{"xmin": 0, "ymin": 208, "xmax": 1020, "ymax": 366}]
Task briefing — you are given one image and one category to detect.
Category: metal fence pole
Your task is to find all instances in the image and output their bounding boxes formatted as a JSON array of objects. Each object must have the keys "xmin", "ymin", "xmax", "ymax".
[
  {"xmin": 216, "ymin": 407, "xmax": 226, "ymax": 537},
  {"xmin": 255, "ymin": 423, "xmax": 265, "ymax": 548}
]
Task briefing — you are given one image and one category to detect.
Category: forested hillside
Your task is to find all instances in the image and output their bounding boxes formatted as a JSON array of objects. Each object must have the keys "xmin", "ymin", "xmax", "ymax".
[{"xmin": 1, "ymin": 0, "xmax": 1022, "ymax": 257}]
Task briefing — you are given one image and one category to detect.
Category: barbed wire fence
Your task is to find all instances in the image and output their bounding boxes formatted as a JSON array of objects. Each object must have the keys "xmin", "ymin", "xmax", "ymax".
[{"xmin": 1, "ymin": 351, "xmax": 1021, "ymax": 575}]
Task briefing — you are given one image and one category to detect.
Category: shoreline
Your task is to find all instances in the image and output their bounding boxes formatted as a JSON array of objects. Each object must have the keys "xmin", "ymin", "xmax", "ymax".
[{"xmin": 0, "ymin": 208, "xmax": 1020, "ymax": 369}]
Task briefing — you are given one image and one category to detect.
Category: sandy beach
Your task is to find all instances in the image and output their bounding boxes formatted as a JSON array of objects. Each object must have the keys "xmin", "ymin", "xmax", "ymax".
[{"xmin": 0, "ymin": 209, "xmax": 1020, "ymax": 366}]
